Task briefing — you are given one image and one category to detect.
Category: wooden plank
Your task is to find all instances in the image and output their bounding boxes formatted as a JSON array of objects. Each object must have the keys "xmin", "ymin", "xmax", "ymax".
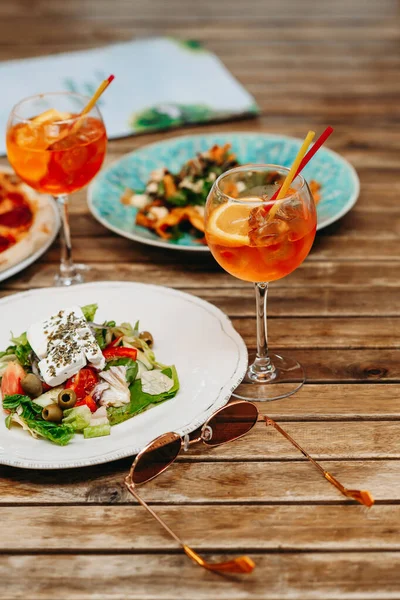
[
  {"xmin": 3, "ymin": 279, "xmax": 400, "ymax": 318},
  {"xmin": 195, "ymin": 288, "xmax": 400, "ymax": 317},
  {"xmin": 3, "ymin": 280, "xmax": 400, "ymax": 317},
  {"xmin": 272, "ymin": 348, "xmax": 400, "ymax": 382},
  {"xmin": 0, "ymin": 505, "xmax": 398, "ymax": 551},
  {"xmin": 1, "ymin": 20, "xmax": 399, "ymax": 46},
  {"xmin": 0, "ymin": 0, "xmax": 392, "ymax": 19},
  {"xmin": 1, "ymin": 260, "xmax": 400, "ymax": 290},
  {"xmin": 231, "ymin": 317, "xmax": 400, "ymax": 349},
  {"xmin": 31, "ymin": 236, "xmax": 400, "ymax": 262},
  {"xmin": 1, "ymin": 552, "xmax": 400, "ymax": 600},
  {"xmin": 0, "ymin": 459, "xmax": 397, "ymax": 504},
  {"xmin": 15, "ymin": 235, "xmax": 400, "ymax": 263},
  {"xmin": 182, "ymin": 421, "xmax": 400, "ymax": 460},
  {"xmin": 246, "ymin": 384, "xmax": 400, "ymax": 419}
]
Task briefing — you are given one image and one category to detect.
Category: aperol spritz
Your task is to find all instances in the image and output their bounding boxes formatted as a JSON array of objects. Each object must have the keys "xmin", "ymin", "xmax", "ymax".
[
  {"xmin": 205, "ymin": 164, "xmax": 317, "ymax": 401},
  {"xmin": 6, "ymin": 93, "xmax": 107, "ymax": 286}
]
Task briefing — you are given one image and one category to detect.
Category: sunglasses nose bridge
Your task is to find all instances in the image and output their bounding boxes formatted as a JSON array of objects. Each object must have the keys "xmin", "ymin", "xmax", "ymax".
[{"xmin": 202, "ymin": 424, "xmax": 213, "ymax": 442}]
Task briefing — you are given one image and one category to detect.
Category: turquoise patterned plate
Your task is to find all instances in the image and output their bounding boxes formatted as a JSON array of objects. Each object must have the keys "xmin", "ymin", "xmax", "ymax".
[{"xmin": 88, "ymin": 132, "xmax": 360, "ymax": 252}]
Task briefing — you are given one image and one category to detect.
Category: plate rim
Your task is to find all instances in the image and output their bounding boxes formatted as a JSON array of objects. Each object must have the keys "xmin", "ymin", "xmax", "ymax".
[
  {"xmin": 0, "ymin": 166, "xmax": 60, "ymax": 282},
  {"xmin": 0, "ymin": 281, "xmax": 248, "ymax": 470},
  {"xmin": 88, "ymin": 130, "xmax": 360, "ymax": 249}
]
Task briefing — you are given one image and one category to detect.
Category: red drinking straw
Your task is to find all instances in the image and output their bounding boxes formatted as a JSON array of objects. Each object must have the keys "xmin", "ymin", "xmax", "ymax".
[{"xmin": 270, "ymin": 126, "xmax": 334, "ymax": 201}]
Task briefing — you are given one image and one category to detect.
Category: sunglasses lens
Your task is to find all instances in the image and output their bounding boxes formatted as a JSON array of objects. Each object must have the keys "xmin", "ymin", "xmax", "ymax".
[
  {"xmin": 204, "ymin": 402, "xmax": 258, "ymax": 445},
  {"xmin": 133, "ymin": 434, "xmax": 181, "ymax": 484}
]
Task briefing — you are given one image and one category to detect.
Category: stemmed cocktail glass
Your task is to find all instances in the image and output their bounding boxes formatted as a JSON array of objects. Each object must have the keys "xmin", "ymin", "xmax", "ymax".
[
  {"xmin": 6, "ymin": 92, "xmax": 107, "ymax": 286},
  {"xmin": 205, "ymin": 164, "xmax": 317, "ymax": 401}
]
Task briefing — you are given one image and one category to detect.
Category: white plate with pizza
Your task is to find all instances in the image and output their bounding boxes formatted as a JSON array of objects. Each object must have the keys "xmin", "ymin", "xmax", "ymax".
[{"xmin": 0, "ymin": 166, "xmax": 59, "ymax": 282}]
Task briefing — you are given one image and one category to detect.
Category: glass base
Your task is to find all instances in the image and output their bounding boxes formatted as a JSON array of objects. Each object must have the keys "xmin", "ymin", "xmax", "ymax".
[
  {"xmin": 54, "ymin": 263, "xmax": 89, "ymax": 287},
  {"xmin": 233, "ymin": 352, "xmax": 305, "ymax": 402}
]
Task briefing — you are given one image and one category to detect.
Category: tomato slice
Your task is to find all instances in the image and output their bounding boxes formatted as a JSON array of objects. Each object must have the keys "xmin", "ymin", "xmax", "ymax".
[
  {"xmin": 75, "ymin": 394, "xmax": 98, "ymax": 413},
  {"xmin": 103, "ymin": 347, "xmax": 137, "ymax": 361},
  {"xmin": 1, "ymin": 361, "xmax": 25, "ymax": 398},
  {"xmin": 65, "ymin": 368, "xmax": 98, "ymax": 401}
]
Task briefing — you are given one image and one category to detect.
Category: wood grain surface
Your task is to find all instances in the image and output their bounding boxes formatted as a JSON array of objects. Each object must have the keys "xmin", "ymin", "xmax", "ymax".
[{"xmin": 0, "ymin": 0, "xmax": 399, "ymax": 598}]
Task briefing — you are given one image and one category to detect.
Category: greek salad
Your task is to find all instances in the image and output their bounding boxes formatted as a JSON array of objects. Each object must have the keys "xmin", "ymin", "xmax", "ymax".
[{"xmin": 0, "ymin": 304, "xmax": 179, "ymax": 445}]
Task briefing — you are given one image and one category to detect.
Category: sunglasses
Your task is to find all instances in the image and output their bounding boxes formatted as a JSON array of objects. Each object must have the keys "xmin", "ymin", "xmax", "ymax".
[{"xmin": 125, "ymin": 400, "xmax": 374, "ymax": 575}]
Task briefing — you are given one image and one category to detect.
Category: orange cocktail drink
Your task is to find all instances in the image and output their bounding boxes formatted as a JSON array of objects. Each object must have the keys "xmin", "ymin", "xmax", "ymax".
[
  {"xmin": 6, "ymin": 92, "xmax": 107, "ymax": 286},
  {"xmin": 7, "ymin": 112, "xmax": 106, "ymax": 195},
  {"xmin": 204, "ymin": 164, "xmax": 317, "ymax": 402},
  {"xmin": 206, "ymin": 194, "xmax": 316, "ymax": 283}
]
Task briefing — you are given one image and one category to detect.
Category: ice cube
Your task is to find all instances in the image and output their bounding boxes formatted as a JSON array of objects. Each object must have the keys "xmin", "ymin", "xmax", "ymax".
[
  {"xmin": 274, "ymin": 198, "xmax": 304, "ymax": 222},
  {"xmin": 54, "ymin": 145, "xmax": 89, "ymax": 173},
  {"xmin": 15, "ymin": 123, "xmax": 43, "ymax": 149},
  {"xmin": 248, "ymin": 205, "xmax": 268, "ymax": 231},
  {"xmin": 249, "ymin": 218, "xmax": 289, "ymax": 247}
]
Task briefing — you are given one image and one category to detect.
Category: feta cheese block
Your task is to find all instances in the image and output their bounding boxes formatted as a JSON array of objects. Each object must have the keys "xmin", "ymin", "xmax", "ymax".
[
  {"xmin": 27, "ymin": 305, "xmax": 105, "ymax": 386},
  {"xmin": 75, "ymin": 321, "xmax": 106, "ymax": 371},
  {"xmin": 27, "ymin": 306, "xmax": 84, "ymax": 359},
  {"xmin": 27, "ymin": 319, "xmax": 60, "ymax": 360},
  {"xmin": 39, "ymin": 348, "xmax": 86, "ymax": 387}
]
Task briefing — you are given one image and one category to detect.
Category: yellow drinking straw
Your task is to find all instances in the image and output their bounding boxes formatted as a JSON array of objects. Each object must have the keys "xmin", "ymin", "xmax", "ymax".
[
  {"xmin": 45, "ymin": 75, "xmax": 115, "ymax": 149},
  {"xmin": 81, "ymin": 74, "xmax": 115, "ymax": 116},
  {"xmin": 268, "ymin": 130, "xmax": 315, "ymax": 220}
]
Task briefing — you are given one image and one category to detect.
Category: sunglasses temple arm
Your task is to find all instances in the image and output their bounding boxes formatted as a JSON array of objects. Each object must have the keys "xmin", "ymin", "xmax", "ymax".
[
  {"xmin": 124, "ymin": 480, "xmax": 255, "ymax": 574},
  {"xmin": 125, "ymin": 482, "xmax": 184, "ymax": 546},
  {"xmin": 264, "ymin": 418, "xmax": 374, "ymax": 507}
]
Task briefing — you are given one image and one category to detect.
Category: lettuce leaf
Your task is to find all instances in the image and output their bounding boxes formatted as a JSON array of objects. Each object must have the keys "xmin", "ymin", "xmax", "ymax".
[
  {"xmin": 81, "ymin": 304, "xmax": 98, "ymax": 322},
  {"xmin": 95, "ymin": 320, "xmax": 116, "ymax": 349},
  {"xmin": 24, "ymin": 419, "xmax": 75, "ymax": 445},
  {"xmin": 105, "ymin": 358, "xmax": 138, "ymax": 384},
  {"xmin": 107, "ymin": 366, "xmax": 179, "ymax": 426},
  {"xmin": 3, "ymin": 394, "xmax": 42, "ymax": 418},
  {"xmin": 10, "ymin": 332, "xmax": 32, "ymax": 368},
  {"xmin": 3, "ymin": 394, "xmax": 75, "ymax": 446}
]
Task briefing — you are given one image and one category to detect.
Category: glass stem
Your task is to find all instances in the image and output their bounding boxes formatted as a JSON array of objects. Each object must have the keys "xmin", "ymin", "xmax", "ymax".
[
  {"xmin": 250, "ymin": 282, "xmax": 276, "ymax": 379},
  {"xmin": 55, "ymin": 194, "xmax": 79, "ymax": 283}
]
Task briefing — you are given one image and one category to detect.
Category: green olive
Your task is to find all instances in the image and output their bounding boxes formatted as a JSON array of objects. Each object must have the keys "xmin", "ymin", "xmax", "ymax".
[
  {"xmin": 42, "ymin": 404, "xmax": 63, "ymax": 423},
  {"xmin": 21, "ymin": 373, "xmax": 43, "ymax": 398},
  {"xmin": 139, "ymin": 330, "xmax": 154, "ymax": 347},
  {"xmin": 57, "ymin": 389, "xmax": 77, "ymax": 410}
]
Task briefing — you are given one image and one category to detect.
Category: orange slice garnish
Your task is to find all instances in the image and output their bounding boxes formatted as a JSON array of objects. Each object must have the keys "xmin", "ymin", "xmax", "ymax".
[{"xmin": 206, "ymin": 202, "xmax": 258, "ymax": 247}]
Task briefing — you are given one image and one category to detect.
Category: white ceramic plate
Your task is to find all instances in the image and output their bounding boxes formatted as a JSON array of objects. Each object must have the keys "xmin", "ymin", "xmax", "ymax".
[{"xmin": 0, "ymin": 282, "xmax": 247, "ymax": 469}]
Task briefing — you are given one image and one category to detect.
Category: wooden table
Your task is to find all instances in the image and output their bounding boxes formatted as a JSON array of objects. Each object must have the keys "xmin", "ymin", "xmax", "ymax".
[{"xmin": 1, "ymin": 1, "xmax": 400, "ymax": 598}]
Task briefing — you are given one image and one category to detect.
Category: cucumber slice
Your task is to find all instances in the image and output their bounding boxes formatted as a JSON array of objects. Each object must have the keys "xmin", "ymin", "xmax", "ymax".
[
  {"xmin": 33, "ymin": 386, "xmax": 64, "ymax": 408},
  {"xmin": 83, "ymin": 424, "xmax": 111, "ymax": 439}
]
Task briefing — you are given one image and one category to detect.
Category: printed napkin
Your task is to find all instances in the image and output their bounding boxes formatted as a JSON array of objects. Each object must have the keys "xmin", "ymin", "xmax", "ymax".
[{"xmin": 0, "ymin": 37, "xmax": 259, "ymax": 155}]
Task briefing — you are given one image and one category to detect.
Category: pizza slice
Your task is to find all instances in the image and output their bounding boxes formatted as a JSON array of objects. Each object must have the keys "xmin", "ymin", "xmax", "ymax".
[{"xmin": 0, "ymin": 169, "xmax": 56, "ymax": 273}]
